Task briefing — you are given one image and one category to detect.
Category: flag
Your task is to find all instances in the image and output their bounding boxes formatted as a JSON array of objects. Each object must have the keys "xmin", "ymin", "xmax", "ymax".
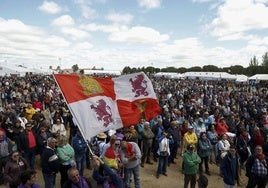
[{"xmin": 54, "ymin": 72, "xmax": 161, "ymax": 139}]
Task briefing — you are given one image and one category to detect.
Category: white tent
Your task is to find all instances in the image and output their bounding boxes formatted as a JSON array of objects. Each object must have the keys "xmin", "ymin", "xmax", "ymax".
[
  {"xmin": 248, "ymin": 74, "xmax": 268, "ymax": 81},
  {"xmin": 0, "ymin": 65, "xmax": 28, "ymax": 76},
  {"xmin": 154, "ymin": 72, "xmax": 184, "ymax": 79},
  {"xmin": 184, "ymin": 72, "xmax": 236, "ymax": 80},
  {"xmin": 0, "ymin": 64, "xmax": 52, "ymax": 76},
  {"xmin": 83, "ymin": 69, "xmax": 121, "ymax": 76},
  {"xmin": 235, "ymin": 74, "xmax": 248, "ymax": 82}
]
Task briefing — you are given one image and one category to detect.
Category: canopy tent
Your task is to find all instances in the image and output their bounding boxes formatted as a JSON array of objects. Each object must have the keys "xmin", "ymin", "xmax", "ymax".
[
  {"xmin": 0, "ymin": 65, "xmax": 28, "ymax": 76},
  {"xmin": 184, "ymin": 72, "xmax": 236, "ymax": 81},
  {"xmin": 235, "ymin": 74, "xmax": 248, "ymax": 82},
  {"xmin": 154, "ymin": 72, "xmax": 184, "ymax": 79},
  {"xmin": 0, "ymin": 64, "xmax": 52, "ymax": 76},
  {"xmin": 83, "ymin": 69, "xmax": 121, "ymax": 76},
  {"xmin": 248, "ymin": 74, "xmax": 268, "ymax": 81}
]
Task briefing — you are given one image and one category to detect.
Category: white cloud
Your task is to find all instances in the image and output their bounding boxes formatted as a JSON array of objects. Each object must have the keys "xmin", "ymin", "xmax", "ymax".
[
  {"xmin": 50, "ymin": 15, "xmax": 89, "ymax": 40},
  {"xmin": 138, "ymin": 0, "xmax": 161, "ymax": 9},
  {"xmin": 192, "ymin": 0, "xmax": 213, "ymax": 2},
  {"xmin": 0, "ymin": 18, "xmax": 70, "ymax": 64},
  {"xmin": 106, "ymin": 12, "xmax": 133, "ymax": 25},
  {"xmin": 51, "ymin": 15, "xmax": 75, "ymax": 27},
  {"xmin": 38, "ymin": 1, "xmax": 62, "ymax": 14},
  {"xmin": 60, "ymin": 27, "xmax": 90, "ymax": 40},
  {"xmin": 207, "ymin": 0, "xmax": 268, "ymax": 40},
  {"xmin": 80, "ymin": 23, "xmax": 122, "ymax": 33},
  {"xmin": 74, "ymin": 0, "xmax": 97, "ymax": 19},
  {"xmin": 109, "ymin": 26, "xmax": 169, "ymax": 44}
]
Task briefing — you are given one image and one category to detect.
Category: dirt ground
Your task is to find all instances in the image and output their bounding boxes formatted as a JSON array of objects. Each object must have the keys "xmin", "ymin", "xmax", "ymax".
[{"xmin": 26, "ymin": 154, "xmax": 249, "ymax": 188}]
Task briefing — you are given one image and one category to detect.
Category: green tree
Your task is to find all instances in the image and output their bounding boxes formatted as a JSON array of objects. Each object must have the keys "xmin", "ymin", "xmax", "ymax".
[
  {"xmin": 79, "ymin": 69, "xmax": 84, "ymax": 74},
  {"xmin": 144, "ymin": 66, "xmax": 155, "ymax": 74},
  {"xmin": 249, "ymin": 56, "xmax": 259, "ymax": 67},
  {"xmin": 122, "ymin": 66, "xmax": 132, "ymax": 74},
  {"xmin": 262, "ymin": 52, "xmax": 268, "ymax": 67},
  {"xmin": 203, "ymin": 65, "xmax": 219, "ymax": 72},
  {"xmin": 72, "ymin": 64, "xmax": 79, "ymax": 73},
  {"xmin": 177, "ymin": 67, "xmax": 187, "ymax": 73},
  {"xmin": 187, "ymin": 66, "xmax": 202, "ymax": 72},
  {"xmin": 229, "ymin": 65, "xmax": 244, "ymax": 74}
]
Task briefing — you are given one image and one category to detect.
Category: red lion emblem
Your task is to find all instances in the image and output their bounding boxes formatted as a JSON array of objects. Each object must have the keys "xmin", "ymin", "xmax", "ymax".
[
  {"xmin": 129, "ymin": 74, "xmax": 149, "ymax": 97},
  {"xmin": 90, "ymin": 99, "xmax": 112, "ymax": 127}
]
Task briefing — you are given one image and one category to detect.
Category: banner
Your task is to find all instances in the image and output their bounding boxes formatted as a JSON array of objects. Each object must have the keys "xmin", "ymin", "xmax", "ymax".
[{"xmin": 54, "ymin": 72, "xmax": 161, "ymax": 139}]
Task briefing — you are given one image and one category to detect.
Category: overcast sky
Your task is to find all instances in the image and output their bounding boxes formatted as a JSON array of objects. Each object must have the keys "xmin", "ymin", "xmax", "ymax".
[{"xmin": 1, "ymin": 0, "xmax": 268, "ymax": 71}]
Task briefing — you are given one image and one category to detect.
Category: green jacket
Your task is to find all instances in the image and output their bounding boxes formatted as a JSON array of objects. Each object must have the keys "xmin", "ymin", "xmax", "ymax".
[
  {"xmin": 183, "ymin": 151, "xmax": 201, "ymax": 175},
  {"xmin": 56, "ymin": 143, "xmax": 75, "ymax": 164}
]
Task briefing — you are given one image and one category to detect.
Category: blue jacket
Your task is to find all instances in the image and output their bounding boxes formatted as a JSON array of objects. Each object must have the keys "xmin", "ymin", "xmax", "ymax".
[
  {"xmin": 220, "ymin": 152, "xmax": 240, "ymax": 185},
  {"xmin": 197, "ymin": 138, "xmax": 212, "ymax": 158},
  {"xmin": 72, "ymin": 135, "xmax": 87, "ymax": 155}
]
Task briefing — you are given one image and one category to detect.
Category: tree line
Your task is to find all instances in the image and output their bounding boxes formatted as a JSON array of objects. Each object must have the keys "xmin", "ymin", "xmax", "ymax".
[
  {"xmin": 122, "ymin": 52, "xmax": 268, "ymax": 76},
  {"xmin": 67, "ymin": 52, "xmax": 268, "ymax": 76}
]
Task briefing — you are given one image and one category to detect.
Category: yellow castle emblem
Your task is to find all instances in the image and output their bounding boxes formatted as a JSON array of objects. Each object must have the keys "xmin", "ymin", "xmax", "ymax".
[{"xmin": 78, "ymin": 75, "xmax": 103, "ymax": 95}]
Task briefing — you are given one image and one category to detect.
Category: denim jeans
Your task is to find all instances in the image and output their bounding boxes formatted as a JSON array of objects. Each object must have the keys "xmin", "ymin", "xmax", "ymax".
[
  {"xmin": 124, "ymin": 164, "xmax": 140, "ymax": 188},
  {"xmin": 157, "ymin": 155, "xmax": 168, "ymax": 174},
  {"xmin": 43, "ymin": 173, "xmax": 56, "ymax": 188},
  {"xmin": 75, "ymin": 154, "xmax": 86, "ymax": 176}
]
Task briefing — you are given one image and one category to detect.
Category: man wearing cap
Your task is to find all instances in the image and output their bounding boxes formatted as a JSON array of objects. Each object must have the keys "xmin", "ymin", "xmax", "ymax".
[
  {"xmin": 184, "ymin": 126, "xmax": 198, "ymax": 151},
  {"xmin": 96, "ymin": 132, "xmax": 107, "ymax": 158},
  {"xmin": 183, "ymin": 144, "xmax": 201, "ymax": 188}
]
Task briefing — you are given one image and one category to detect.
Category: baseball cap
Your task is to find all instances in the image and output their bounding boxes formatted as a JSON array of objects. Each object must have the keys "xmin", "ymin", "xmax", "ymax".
[{"xmin": 187, "ymin": 144, "xmax": 194, "ymax": 150}]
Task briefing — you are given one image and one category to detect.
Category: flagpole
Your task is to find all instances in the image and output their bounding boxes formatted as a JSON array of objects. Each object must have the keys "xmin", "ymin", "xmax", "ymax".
[{"xmin": 52, "ymin": 73, "xmax": 94, "ymax": 156}]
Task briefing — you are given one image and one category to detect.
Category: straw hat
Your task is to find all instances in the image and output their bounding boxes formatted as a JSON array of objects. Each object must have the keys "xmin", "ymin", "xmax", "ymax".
[{"xmin": 97, "ymin": 132, "xmax": 107, "ymax": 139}]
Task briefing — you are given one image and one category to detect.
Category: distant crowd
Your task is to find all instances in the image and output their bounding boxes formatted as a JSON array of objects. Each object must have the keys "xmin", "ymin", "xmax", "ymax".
[{"xmin": 0, "ymin": 73, "xmax": 267, "ymax": 188}]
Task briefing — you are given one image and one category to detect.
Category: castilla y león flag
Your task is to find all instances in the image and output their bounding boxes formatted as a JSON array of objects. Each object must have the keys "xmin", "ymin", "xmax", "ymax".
[{"xmin": 53, "ymin": 72, "xmax": 161, "ymax": 138}]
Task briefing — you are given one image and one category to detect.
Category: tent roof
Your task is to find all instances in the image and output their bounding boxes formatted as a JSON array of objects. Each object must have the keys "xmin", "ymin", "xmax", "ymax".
[
  {"xmin": 235, "ymin": 74, "xmax": 248, "ymax": 82},
  {"xmin": 248, "ymin": 74, "xmax": 268, "ymax": 81},
  {"xmin": 184, "ymin": 72, "xmax": 236, "ymax": 80},
  {"xmin": 154, "ymin": 72, "xmax": 184, "ymax": 79}
]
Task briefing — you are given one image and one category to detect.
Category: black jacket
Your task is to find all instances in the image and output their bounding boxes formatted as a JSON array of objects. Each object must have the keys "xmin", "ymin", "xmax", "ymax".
[{"xmin": 41, "ymin": 147, "xmax": 60, "ymax": 174}]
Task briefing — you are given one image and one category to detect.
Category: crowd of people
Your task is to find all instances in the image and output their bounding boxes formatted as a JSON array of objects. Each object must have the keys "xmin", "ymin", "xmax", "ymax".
[{"xmin": 0, "ymin": 73, "xmax": 267, "ymax": 188}]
